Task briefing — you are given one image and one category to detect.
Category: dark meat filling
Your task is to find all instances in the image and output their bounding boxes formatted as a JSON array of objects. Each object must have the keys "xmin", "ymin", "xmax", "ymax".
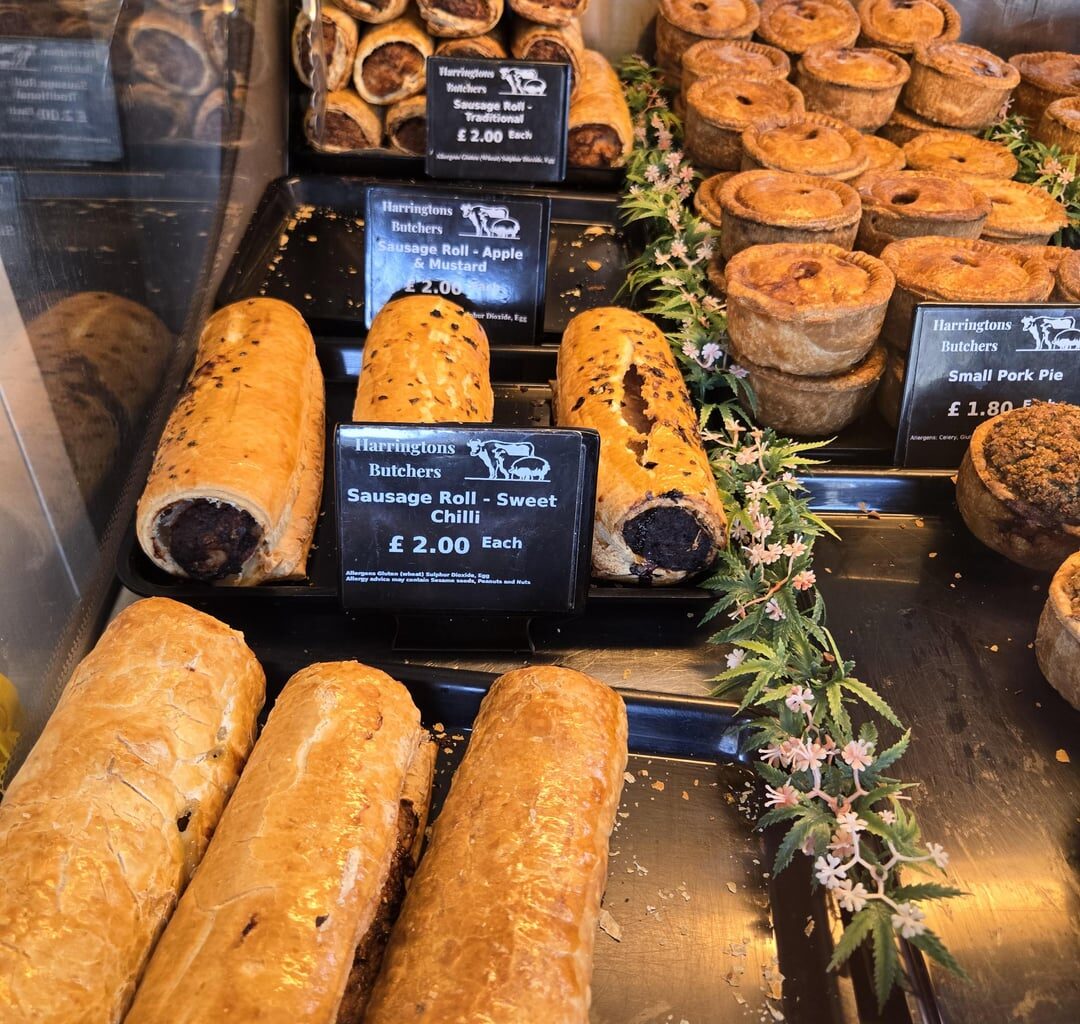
[
  {"xmin": 362, "ymin": 42, "xmax": 424, "ymax": 97},
  {"xmin": 524, "ymin": 40, "xmax": 575, "ymax": 89},
  {"xmin": 334, "ymin": 802, "xmax": 420, "ymax": 1023},
  {"xmin": 194, "ymin": 104, "xmax": 225, "ymax": 143},
  {"xmin": 164, "ymin": 499, "xmax": 262, "ymax": 581},
  {"xmin": 130, "ymin": 97, "xmax": 183, "ymax": 140},
  {"xmin": 569, "ymin": 124, "xmax": 622, "ymax": 168},
  {"xmin": 435, "ymin": 0, "xmax": 489, "ymax": 18},
  {"xmin": 623, "ymin": 506, "xmax": 716, "ymax": 572},
  {"xmin": 394, "ymin": 116, "xmax": 427, "ymax": 155},
  {"xmin": 324, "ymin": 110, "xmax": 375, "ymax": 149},
  {"xmin": 136, "ymin": 29, "xmax": 205, "ymax": 91}
]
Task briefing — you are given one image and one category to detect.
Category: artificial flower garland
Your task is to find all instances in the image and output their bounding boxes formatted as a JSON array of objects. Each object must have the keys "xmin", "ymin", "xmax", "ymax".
[{"xmin": 618, "ymin": 56, "xmax": 966, "ymax": 1007}]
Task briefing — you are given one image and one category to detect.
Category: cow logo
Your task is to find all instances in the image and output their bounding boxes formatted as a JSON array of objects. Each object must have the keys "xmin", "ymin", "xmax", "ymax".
[
  {"xmin": 460, "ymin": 203, "xmax": 521, "ymax": 239},
  {"xmin": 499, "ymin": 66, "xmax": 547, "ymax": 97},
  {"xmin": 0, "ymin": 43, "xmax": 33, "ymax": 71},
  {"xmin": 1019, "ymin": 314, "xmax": 1080, "ymax": 351},
  {"xmin": 467, "ymin": 439, "xmax": 551, "ymax": 481}
]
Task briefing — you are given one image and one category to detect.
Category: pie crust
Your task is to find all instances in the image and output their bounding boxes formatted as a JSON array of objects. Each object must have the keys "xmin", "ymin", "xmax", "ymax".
[
  {"xmin": 904, "ymin": 41, "xmax": 1020, "ymax": 130},
  {"xmin": 795, "ymin": 46, "xmax": 910, "ymax": 131},
  {"xmin": 875, "ymin": 347, "xmax": 905, "ymax": 427},
  {"xmin": 1036, "ymin": 96, "xmax": 1080, "ymax": 157},
  {"xmin": 693, "ymin": 172, "xmax": 738, "ymax": 229},
  {"xmin": 725, "ymin": 242, "xmax": 895, "ymax": 375},
  {"xmin": 902, "ymin": 130, "xmax": 1018, "ymax": 179},
  {"xmin": 1008, "ymin": 52, "xmax": 1080, "ymax": 125},
  {"xmin": 878, "ymin": 236, "xmax": 1054, "ymax": 351},
  {"xmin": 1006, "ymin": 245, "xmax": 1070, "ymax": 297},
  {"xmin": 1057, "ymin": 248, "xmax": 1080, "ymax": 302},
  {"xmin": 757, "ymin": 0, "xmax": 861, "ymax": 56},
  {"xmin": 737, "ymin": 342, "xmax": 886, "ymax": 437},
  {"xmin": 1035, "ymin": 551, "xmax": 1080, "ymax": 710},
  {"xmin": 968, "ymin": 177, "xmax": 1070, "ymax": 247},
  {"xmin": 718, "ymin": 170, "xmax": 861, "ymax": 258},
  {"xmin": 957, "ymin": 403, "xmax": 1080, "ymax": 572},
  {"xmin": 655, "ymin": 0, "xmax": 760, "ymax": 69},
  {"xmin": 685, "ymin": 76, "xmax": 805, "ymax": 171},
  {"xmin": 741, "ymin": 112, "xmax": 870, "ymax": 181},
  {"xmin": 706, "ymin": 254, "xmax": 727, "ymax": 297},
  {"xmin": 681, "ymin": 38, "xmax": 790, "ymax": 100},
  {"xmin": 854, "ymin": 169, "xmax": 990, "ymax": 255},
  {"xmin": 856, "ymin": 0, "xmax": 960, "ymax": 55},
  {"xmin": 878, "ymin": 103, "xmax": 971, "ymax": 145},
  {"xmin": 852, "ymin": 134, "xmax": 905, "ymax": 187}
]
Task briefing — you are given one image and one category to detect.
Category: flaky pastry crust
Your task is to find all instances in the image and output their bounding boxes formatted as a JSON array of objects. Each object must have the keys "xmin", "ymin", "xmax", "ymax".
[
  {"xmin": 681, "ymin": 38, "xmax": 790, "ymax": 100},
  {"xmin": 1008, "ymin": 51, "xmax": 1080, "ymax": 125},
  {"xmin": 795, "ymin": 45, "xmax": 910, "ymax": 131},
  {"xmin": 968, "ymin": 177, "xmax": 1070, "ymax": 246},
  {"xmin": 353, "ymin": 8, "xmax": 432, "ymax": 105},
  {"xmin": 656, "ymin": 0, "xmax": 760, "ymax": 68},
  {"xmin": 291, "ymin": 4, "xmax": 359, "ymax": 91},
  {"xmin": 1036, "ymin": 552, "xmax": 1080, "ymax": 710},
  {"xmin": 568, "ymin": 50, "xmax": 634, "ymax": 168},
  {"xmin": 758, "ymin": 0, "xmax": 861, "ymax": 55},
  {"xmin": 902, "ymin": 130, "xmax": 1018, "ymax": 179},
  {"xmin": 856, "ymin": 0, "xmax": 960, "ymax": 55},
  {"xmin": 1036, "ymin": 96, "xmax": 1080, "ymax": 157},
  {"xmin": 741, "ymin": 112, "xmax": 870, "ymax": 181},
  {"xmin": 904, "ymin": 41, "xmax": 1020, "ymax": 129},
  {"xmin": 417, "ymin": 0, "xmax": 503, "ymax": 37}
]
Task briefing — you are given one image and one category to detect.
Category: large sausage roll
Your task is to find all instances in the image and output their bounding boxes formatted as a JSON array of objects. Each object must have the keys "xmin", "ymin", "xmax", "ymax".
[
  {"xmin": 509, "ymin": 0, "xmax": 590, "ymax": 27},
  {"xmin": 291, "ymin": 3, "xmax": 359, "ymax": 92},
  {"xmin": 417, "ymin": 0, "xmax": 504, "ymax": 38},
  {"xmin": 136, "ymin": 298, "xmax": 325, "ymax": 585},
  {"xmin": 556, "ymin": 307, "xmax": 727, "ymax": 584},
  {"xmin": 434, "ymin": 30, "xmax": 508, "ymax": 59},
  {"xmin": 353, "ymin": 296, "xmax": 494, "ymax": 423},
  {"xmin": 567, "ymin": 50, "xmax": 633, "ymax": 169},
  {"xmin": 336, "ymin": 0, "xmax": 411, "ymax": 24},
  {"xmin": 126, "ymin": 662, "xmax": 435, "ymax": 1024},
  {"xmin": 0, "ymin": 598, "xmax": 265, "ymax": 1024},
  {"xmin": 510, "ymin": 15, "xmax": 585, "ymax": 92},
  {"xmin": 353, "ymin": 8, "xmax": 433, "ymax": 105},
  {"xmin": 365, "ymin": 666, "xmax": 628, "ymax": 1024},
  {"xmin": 386, "ymin": 93, "xmax": 428, "ymax": 154},
  {"xmin": 126, "ymin": 9, "xmax": 216, "ymax": 96},
  {"xmin": 305, "ymin": 89, "xmax": 383, "ymax": 152}
]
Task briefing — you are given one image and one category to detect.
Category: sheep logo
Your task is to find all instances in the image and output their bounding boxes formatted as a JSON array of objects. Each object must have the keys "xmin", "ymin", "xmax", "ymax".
[
  {"xmin": 467, "ymin": 439, "xmax": 551, "ymax": 481},
  {"xmin": 1020, "ymin": 314, "xmax": 1080, "ymax": 351}
]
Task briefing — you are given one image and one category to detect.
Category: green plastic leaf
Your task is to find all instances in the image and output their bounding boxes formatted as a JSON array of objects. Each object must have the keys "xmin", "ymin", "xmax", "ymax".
[
  {"xmin": 825, "ymin": 681, "xmax": 852, "ymax": 742},
  {"xmin": 871, "ymin": 731, "xmax": 911, "ymax": 774},
  {"xmin": 890, "ymin": 883, "xmax": 967, "ymax": 902},
  {"xmin": 839, "ymin": 676, "xmax": 903, "ymax": 729},
  {"xmin": 827, "ymin": 908, "xmax": 876, "ymax": 971},
  {"xmin": 908, "ymin": 927, "xmax": 969, "ymax": 979},
  {"xmin": 871, "ymin": 905, "xmax": 901, "ymax": 1009}
]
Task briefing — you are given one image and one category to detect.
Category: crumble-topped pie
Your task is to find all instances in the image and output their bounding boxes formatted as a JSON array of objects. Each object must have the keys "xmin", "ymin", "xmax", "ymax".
[
  {"xmin": 957, "ymin": 402, "xmax": 1080, "ymax": 572},
  {"xmin": 741, "ymin": 112, "xmax": 870, "ymax": 181},
  {"xmin": 904, "ymin": 41, "xmax": 1020, "ymax": 129},
  {"xmin": 856, "ymin": 0, "xmax": 960, "ymax": 55},
  {"xmin": 795, "ymin": 45, "xmax": 910, "ymax": 131},
  {"xmin": 855, "ymin": 169, "xmax": 990, "ymax": 254},
  {"xmin": 902, "ymin": 130, "xmax": 1019, "ymax": 178},
  {"xmin": 718, "ymin": 169, "xmax": 862, "ymax": 257},
  {"xmin": 725, "ymin": 242, "xmax": 894, "ymax": 375}
]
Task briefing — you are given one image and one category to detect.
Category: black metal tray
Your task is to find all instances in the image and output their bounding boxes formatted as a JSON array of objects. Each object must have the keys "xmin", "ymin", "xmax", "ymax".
[{"xmin": 235, "ymin": 657, "xmax": 927, "ymax": 1024}]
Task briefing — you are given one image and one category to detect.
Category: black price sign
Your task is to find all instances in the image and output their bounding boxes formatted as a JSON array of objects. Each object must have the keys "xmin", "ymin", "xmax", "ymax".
[
  {"xmin": 896, "ymin": 303, "xmax": 1080, "ymax": 468},
  {"xmin": 365, "ymin": 184, "xmax": 549, "ymax": 344},
  {"xmin": 0, "ymin": 37, "xmax": 120, "ymax": 162},
  {"xmin": 335, "ymin": 424, "xmax": 599, "ymax": 613},
  {"xmin": 425, "ymin": 56, "xmax": 569, "ymax": 183}
]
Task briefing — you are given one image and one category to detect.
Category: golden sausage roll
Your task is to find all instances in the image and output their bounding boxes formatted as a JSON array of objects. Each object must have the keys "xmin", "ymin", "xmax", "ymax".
[
  {"xmin": 306, "ymin": 89, "xmax": 383, "ymax": 151},
  {"xmin": 291, "ymin": 3, "xmax": 359, "ymax": 92},
  {"xmin": 417, "ymin": 0, "xmax": 503, "ymax": 38},
  {"xmin": 567, "ymin": 50, "xmax": 634, "ymax": 168},
  {"xmin": 509, "ymin": 0, "xmax": 590, "ymax": 27},
  {"xmin": 137, "ymin": 298, "xmax": 324, "ymax": 585},
  {"xmin": 365, "ymin": 666, "xmax": 628, "ymax": 1024},
  {"xmin": 353, "ymin": 9, "xmax": 433, "ymax": 105},
  {"xmin": 126, "ymin": 9, "xmax": 216, "ymax": 96},
  {"xmin": 126, "ymin": 662, "xmax": 435, "ymax": 1024},
  {"xmin": 434, "ymin": 29, "xmax": 508, "ymax": 59},
  {"xmin": 0, "ymin": 598, "xmax": 265, "ymax": 1024},
  {"xmin": 386, "ymin": 93, "xmax": 428, "ymax": 154},
  {"xmin": 556, "ymin": 307, "xmax": 727, "ymax": 584},
  {"xmin": 511, "ymin": 15, "xmax": 584, "ymax": 92},
  {"xmin": 336, "ymin": 0, "xmax": 411, "ymax": 24},
  {"xmin": 354, "ymin": 296, "xmax": 494, "ymax": 423}
]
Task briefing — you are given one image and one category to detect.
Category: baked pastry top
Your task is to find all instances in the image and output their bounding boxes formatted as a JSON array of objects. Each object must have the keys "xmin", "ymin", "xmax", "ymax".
[
  {"xmin": 688, "ymin": 75, "xmax": 805, "ymax": 129},
  {"xmin": 914, "ymin": 40, "xmax": 1020, "ymax": 88},
  {"xmin": 981, "ymin": 403, "xmax": 1080, "ymax": 526},
  {"xmin": 1059, "ymin": 247, "xmax": 1080, "ymax": 301},
  {"xmin": 861, "ymin": 134, "xmax": 906, "ymax": 175},
  {"xmin": 902, "ymin": 131, "xmax": 1018, "ymax": 178},
  {"xmin": 799, "ymin": 44, "xmax": 910, "ymax": 88},
  {"xmin": 858, "ymin": 169, "xmax": 990, "ymax": 220},
  {"xmin": 682, "ymin": 38, "xmax": 790, "ymax": 85},
  {"xmin": 660, "ymin": 0, "xmax": 761, "ymax": 38},
  {"xmin": 1008, "ymin": 51, "xmax": 1080, "ymax": 97},
  {"xmin": 722, "ymin": 169, "xmax": 861, "ymax": 229},
  {"xmin": 758, "ymin": 0, "xmax": 861, "ymax": 54},
  {"xmin": 743, "ymin": 112, "xmax": 869, "ymax": 179},
  {"xmin": 966, "ymin": 177, "xmax": 1070, "ymax": 240},
  {"xmin": 880, "ymin": 236, "xmax": 1054, "ymax": 302},
  {"xmin": 727, "ymin": 243, "xmax": 891, "ymax": 309},
  {"xmin": 856, "ymin": 0, "xmax": 960, "ymax": 53},
  {"xmin": 693, "ymin": 171, "xmax": 736, "ymax": 226}
]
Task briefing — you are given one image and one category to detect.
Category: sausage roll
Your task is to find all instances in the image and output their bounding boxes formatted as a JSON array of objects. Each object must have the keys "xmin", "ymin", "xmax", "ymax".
[
  {"xmin": 0, "ymin": 598, "xmax": 265, "ymax": 1024},
  {"xmin": 121, "ymin": 81, "xmax": 191, "ymax": 141},
  {"xmin": 417, "ymin": 0, "xmax": 503, "ymax": 38},
  {"xmin": 556, "ymin": 307, "xmax": 727, "ymax": 584},
  {"xmin": 126, "ymin": 9, "xmax": 216, "ymax": 96},
  {"xmin": 386, "ymin": 94, "xmax": 428, "ymax": 154},
  {"xmin": 291, "ymin": 3, "xmax": 359, "ymax": 92},
  {"xmin": 365, "ymin": 666, "xmax": 628, "ymax": 1024},
  {"xmin": 190, "ymin": 87, "xmax": 228, "ymax": 142},
  {"xmin": 305, "ymin": 89, "xmax": 383, "ymax": 152},
  {"xmin": 434, "ymin": 30, "xmax": 508, "ymax": 59},
  {"xmin": 354, "ymin": 296, "xmax": 494, "ymax": 423},
  {"xmin": 336, "ymin": 0, "xmax": 411, "ymax": 24},
  {"xmin": 567, "ymin": 50, "xmax": 633, "ymax": 169},
  {"xmin": 137, "ymin": 298, "xmax": 325, "ymax": 585},
  {"xmin": 353, "ymin": 8, "xmax": 433, "ymax": 106},
  {"xmin": 509, "ymin": 0, "xmax": 589, "ymax": 27},
  {"xmin": 511, "ymin": 15, "xmax": 585, "ymax": 93},
  {"xmin": 202, "ymin": 2, "xmax": 255, "ymax": 74},
  {"xmin": 126, "ymin": 662, "xmax": 435, "ymax": 1024}
]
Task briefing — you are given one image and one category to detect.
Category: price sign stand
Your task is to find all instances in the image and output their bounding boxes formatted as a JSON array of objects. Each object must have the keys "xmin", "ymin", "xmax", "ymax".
[
  {"xmin": 335, "ymin": 423, "xmax": 599, "ymax": 652},
  {"xmin": 895, "ymin": 302, "xmax": 1080, "ymax": 469}
]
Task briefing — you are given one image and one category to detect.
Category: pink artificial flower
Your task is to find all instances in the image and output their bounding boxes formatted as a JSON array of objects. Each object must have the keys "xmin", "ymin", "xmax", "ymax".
[
  {"xmin": 729, "ymin": 364, "xmax": 749, "ymax": 379},
  {"xmin": 783, "ymin": 536, "xmax": 807, "ymax": 558},
  {"xmin": 927, "ymin": 842, "xmax": 950, "ymax": 869},
  {"xmin": 765, "ymin": 599, "xmax": 786, "ymax": 621},
  {"xmin": 792, "ymin": 569, "xmax": 816, "ymax": 591},
  {"xmin": 879, "ymin": 809, "xmax": 896, "ymax": 825},
  {"xmin": 828, "ymin": 829, "xmax": 856, "ymax": 858},
  {"xmin": 669, "ymin": 238, "xmax": 689, "ymax": 260},
  {"xmin": 891, "ymin": 902, "xmax": 926, "ymax": 938},
  {"xmin": 725, "ymin": 647, "xmax": 747, "ymax": 670},
  {"xmin": 682, "ymin": 341, "xmax": 699, "ymax": 360},
  {"xmin": 764, "ymin": 783, "xmax": 800, "ymax": 809},
  {"xmin": 785, "ymin": 686, "xmax": 814, "ymax": 714},
  {"xmin": 835, "ymin": 810, "xmax": 867, "ymax": 834},
  {"xmin": 759, "ymin": 743, "xmax": 785, "ymax": 767},
  {"xmin": 841, "ymin": 738, "xmax": 874, "ymax": 772},
  {"xmin": 735, "ymin": 446, "xmax": 760, "ymax": 465}
]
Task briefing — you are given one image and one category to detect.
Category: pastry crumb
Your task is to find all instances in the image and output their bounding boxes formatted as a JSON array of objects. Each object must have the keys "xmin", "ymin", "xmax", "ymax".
[
  {"xmin": 1056, "ymin": 749, "xmax": 1071, "ymax": 763},
  {"xmin": 598, "ymin": 909, "xmax": 622, "ymax": 942}
]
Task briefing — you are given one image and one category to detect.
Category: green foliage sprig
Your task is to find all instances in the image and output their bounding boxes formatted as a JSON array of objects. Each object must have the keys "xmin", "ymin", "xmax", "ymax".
[{"xmin": 618, "ymin": 55, "xmax": 966, "ymax": 1008}]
